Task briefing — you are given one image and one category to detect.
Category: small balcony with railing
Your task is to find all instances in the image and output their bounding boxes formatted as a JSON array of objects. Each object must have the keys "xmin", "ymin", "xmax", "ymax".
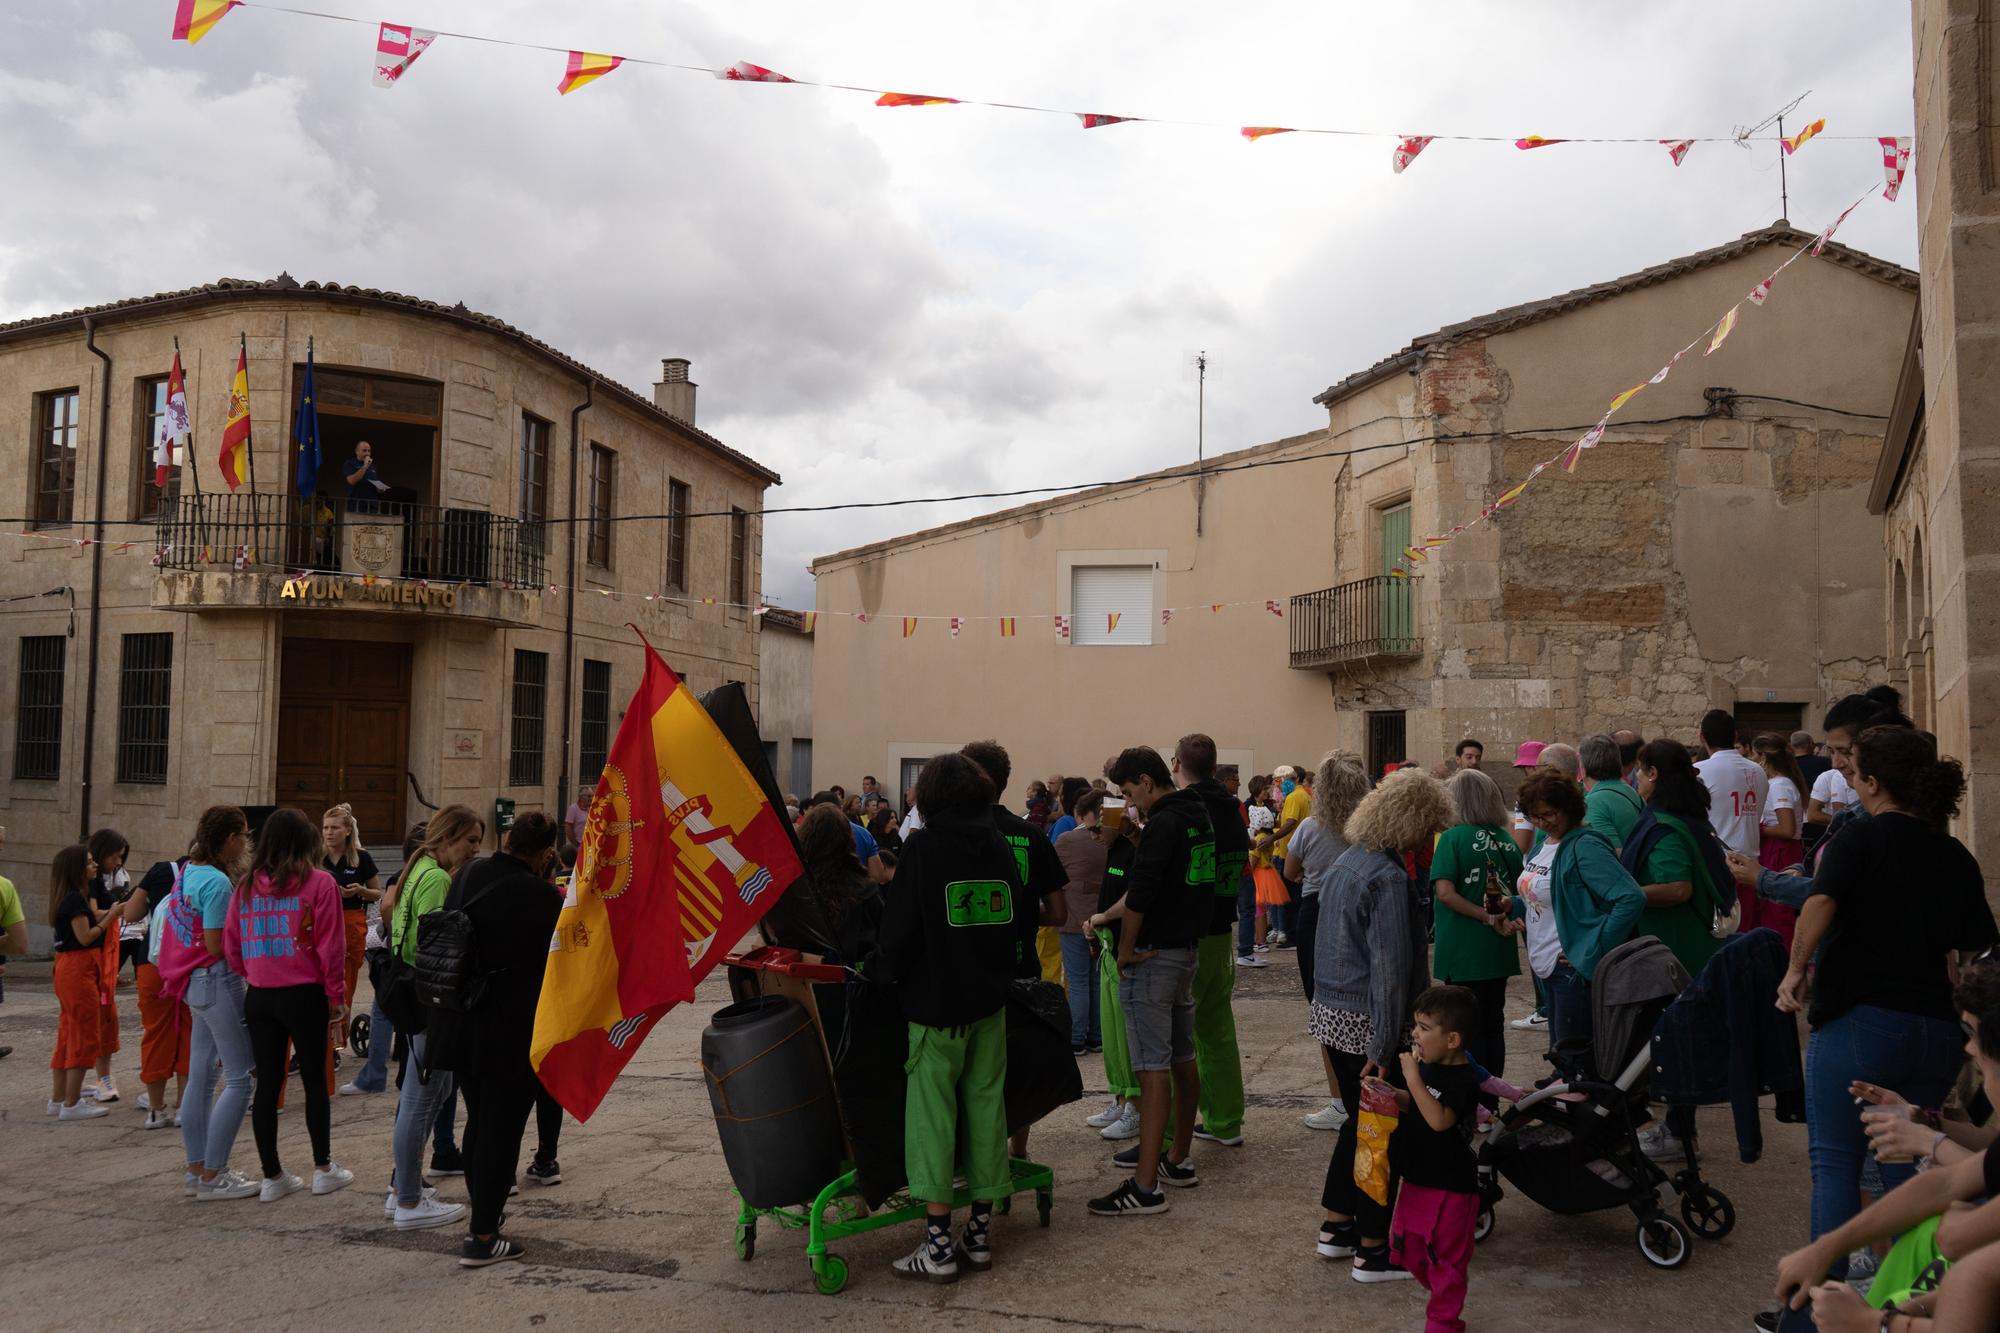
[{"xmin": 1288, "ymin": 575, "xmax": 1423, "ymax": 670}]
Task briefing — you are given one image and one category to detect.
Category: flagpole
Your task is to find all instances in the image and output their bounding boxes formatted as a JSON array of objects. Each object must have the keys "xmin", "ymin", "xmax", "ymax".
[{"xmin": 177, "ymin": 336, "xmax": 202, "ymax": 495}]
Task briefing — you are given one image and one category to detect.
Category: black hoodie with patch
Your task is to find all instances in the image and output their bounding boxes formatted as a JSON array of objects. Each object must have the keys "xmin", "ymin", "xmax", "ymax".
[{"xmin": 872, "ymin": 807, "xmax": 1024, "ymax": 1028}]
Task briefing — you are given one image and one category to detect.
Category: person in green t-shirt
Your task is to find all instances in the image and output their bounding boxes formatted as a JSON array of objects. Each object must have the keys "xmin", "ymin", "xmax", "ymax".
[
  {"xmin": 1580, "ymin": 734, "xmax": 1644, "ymax": 852},
  {"xmin": 1429, "ymin": 770, "xmax": 1525, "ymax": 1081},
  {"xmin": 0, "ymin": 829, "xmax": 27, "ymax": 1060}
]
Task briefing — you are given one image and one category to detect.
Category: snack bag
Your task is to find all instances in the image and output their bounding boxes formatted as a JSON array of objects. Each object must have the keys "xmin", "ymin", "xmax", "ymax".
[{"xmin": 1352, "ymin": 1077, "xmax": 1402, "ymax": 1205}]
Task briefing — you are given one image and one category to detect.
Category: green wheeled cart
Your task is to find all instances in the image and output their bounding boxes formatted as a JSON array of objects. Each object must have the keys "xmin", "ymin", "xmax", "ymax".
[{"xmin": 733, "ymin": 1155, "xmax": 1055, "ymax": 1295}]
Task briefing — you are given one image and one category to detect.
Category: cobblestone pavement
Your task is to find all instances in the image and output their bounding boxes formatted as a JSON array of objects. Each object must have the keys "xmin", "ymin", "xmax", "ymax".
[{"xmin": 0, "ymin": 955, "xmax": 1805, "ymax": 1330}]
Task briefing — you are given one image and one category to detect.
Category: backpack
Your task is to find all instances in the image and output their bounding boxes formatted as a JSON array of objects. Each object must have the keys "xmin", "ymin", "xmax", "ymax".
[
  {"xmin": 411, "ymin": 868, "xmax": 499, "ymax": 1013},
  {"xmin": 368, "ymin": 870, "xmax": 431, "ymax": 1034}
]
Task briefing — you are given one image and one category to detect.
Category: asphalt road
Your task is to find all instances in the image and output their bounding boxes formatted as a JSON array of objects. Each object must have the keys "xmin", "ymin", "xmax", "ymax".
[{"xmin": 0, "ymin": 952, "xmax": 1806, "ymax": 1330}]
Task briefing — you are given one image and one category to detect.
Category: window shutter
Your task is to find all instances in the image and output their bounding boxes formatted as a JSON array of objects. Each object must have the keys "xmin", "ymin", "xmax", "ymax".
[{"xmin": 1071, "ymin": 565, "xmax": 1154, "ymax": 646}]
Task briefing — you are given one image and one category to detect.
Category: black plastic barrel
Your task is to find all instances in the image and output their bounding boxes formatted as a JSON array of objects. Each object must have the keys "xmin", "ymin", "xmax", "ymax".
[{"xmin": 702, "ymin": 995, "xmax": 846, "ymax": 1208}]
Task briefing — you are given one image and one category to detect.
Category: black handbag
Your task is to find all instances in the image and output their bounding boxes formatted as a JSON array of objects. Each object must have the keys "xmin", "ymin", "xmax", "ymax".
[{"xmin": 369, "ymin": 876, "xmax": 429, "ymax": 1034}]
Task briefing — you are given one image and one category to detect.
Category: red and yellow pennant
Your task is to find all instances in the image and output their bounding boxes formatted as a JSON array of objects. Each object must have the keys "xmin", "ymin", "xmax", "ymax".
[
  {"xmin": 1240, "ymin": 126, "xmax": 1295, "ymax": 142},
  {"xmin": 533, "ymin": 634, "xmax": 804, "ymax": 1120},
  {"xmin": 1782, "ymin": 118, "xmax": 1826, "ymax": 155},
  {"xmin": 217, "ymin": 343, "xmax": 251, "ymax": 491},
  {"xmin": 1515, "ymin": 135, "xmax": 1568, "ymax": 150},
  {"xmin": 1078, "ymin": 113, "xmax": 1134, "ymax": 128},
  {"xmin": 558, "ymin": 51, "xmax": 624, "ymax": 95},
  {"xmin": 1106, "ymin": 612, "xmax": 1122, "ymax": 634},
  {"xmin": 902, "ymin": 616, "xmax": 919, "ymax": 638},
  {"xmin": 998, "ymin": 617, "xmax": 1016, "ymax": 637},
  {"xmin": 1706, "ymin": 304, "xmax": 1740, "ymax": 355},
  {"xmin": 716, "ymin": 60, "xmax": 794, "ymax": 83},
  {"xmin": 877, "ymin": 91, "xmax": 958, "ymax": 107},
  {"xmin": 171, "ymin": 0, "xmax": 239, "ymax": 44}
]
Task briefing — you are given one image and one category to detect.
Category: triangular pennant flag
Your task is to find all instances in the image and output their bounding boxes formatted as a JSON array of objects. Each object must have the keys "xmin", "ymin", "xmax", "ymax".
[
  {"xmin": 1392, "ymin": 135, "xmax": 1434, "ymax": 173},
  {"xmin": 171, "ymin": 0, "xmax": 239, "ymax": 44},
  {"xmin": 1607, "ymin": 383, "xmax": 1647, "ymax": 414},
  {"xmin": 1880, "ymin": 136, "xmax": 1913, "ymax": 201},
  {"xmin": 902, "ymin": 617, "xmax": 918, "ymax": 638},
  {"xmin": 1161, "ymin": 608, "xmax": 1174, "ymax": 624},
  {"xmin": 1403, "ymin": 546, "xmax": 1429, "ymax": 563},
  {"xmin": 949, "ymin": 616, "xmax": 962, "ymax": 638},
  {"xmin": 1054, "ymin": 615, "xmax": 1070, "ymax": 640},
  {"xmin": 1078, "ymin": 113, "xmax": 1134, "ymax": 128},
  {"xmin": 877, "ymin": 91, "xmax": 959, "ymax": 107},
  {"xmin": 1265, "ymin": 600, "xmax": 1284, "ymax": 618},
  {"xmin": 800, "ymin": 612, "xmax": 817, "ymax": 633},
  {"xmin": 1649, "ymin": 354, "xmax": 1680, "ymax": 385},
  {"xmin": 717, "ymin": 61, "xmax": 794, "ymax": 83},
  {"xmin": 1515, "ymin": 135, "xmax": 1568, "ymax": 150},
  {"xmin": 1493, "ymin": 480, "xmax": 1529, "ymax": 510},
  {"xmin": 1748, "ymin": 278, "xmax": 1773, "ymax": 307},
  {"xmin": 1106, "ymin": 612, "xmax": 1122, "ymax": 635},
  {"xmin": 1240, "ymin": 126, "xmax": 1295, "ymax": 142},
  {"xmin": 1388, "ymin": 567, "xmax": 1410, "ymax": 579},
  {"xmin": 1813, "ymin": 202, "xmax": 1861, "ymax": 256},
  {"xmin": 854, "ymin": 611, "xmax": 869, "ymax": 623},
  {"xmin": 1563, "ymin": 423, "xmax": 1608, "ymax": 474},
  {"xmin": 1706, "ymin": 304, "xmax": 1741, "ymax": 355},
  {"xmin": 557, "ymin": 51, "xmax": 624, "ymax": 96},
  {"xmin": 1662, "ymin": 139, "xmax": 1694, "ymax": 166},
  {"xmin": 998, "ymin": 617, "xmax": 1016, "ymax": 637},
  {"xmin": 373, "ymin": 23, "xmax": 436, "ymax": 87},
  {"xmin": 1211, "ymin": 603, "xmax": 1224, "ymax": 613},
  {"xmin": 1781, "ymin": 118, "xmax": 1826, "ymax": 155}
]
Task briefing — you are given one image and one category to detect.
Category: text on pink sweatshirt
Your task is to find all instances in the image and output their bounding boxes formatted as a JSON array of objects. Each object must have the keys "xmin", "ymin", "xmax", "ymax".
[{"xmin": 222, "ymin": 867, "xmax": 347, "ymax": 1008}]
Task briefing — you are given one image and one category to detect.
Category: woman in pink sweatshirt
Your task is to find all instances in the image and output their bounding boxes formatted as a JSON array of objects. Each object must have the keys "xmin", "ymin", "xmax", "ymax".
[{"xmin": 223, "ymin": 807, "xmax": 351, "ymax": 1202}]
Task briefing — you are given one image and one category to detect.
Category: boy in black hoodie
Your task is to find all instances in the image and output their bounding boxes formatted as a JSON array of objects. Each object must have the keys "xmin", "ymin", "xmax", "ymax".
[
  {"xmin": 1179, "ymin": 734, "xmax": 1252, "ymax": 1148},
  {"xmin": 873, "ymin": 752, "xmax": 1022, "ymax": 1283}
]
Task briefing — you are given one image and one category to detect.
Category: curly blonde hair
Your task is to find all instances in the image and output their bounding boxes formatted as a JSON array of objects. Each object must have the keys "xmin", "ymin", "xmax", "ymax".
[
  {"xmin": 1343, "ymin": 767, "xmax": 1453, "ymax": 853},
  {"xmin": 1311, "ymin": 753, "xmax": 1369, "ymax": 833}
]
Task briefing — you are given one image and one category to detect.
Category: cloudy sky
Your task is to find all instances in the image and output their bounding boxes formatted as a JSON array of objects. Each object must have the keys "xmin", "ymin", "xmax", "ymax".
[{"xmin": 1, "ymin": 2, "xmax": 1917, "ymax": 606}]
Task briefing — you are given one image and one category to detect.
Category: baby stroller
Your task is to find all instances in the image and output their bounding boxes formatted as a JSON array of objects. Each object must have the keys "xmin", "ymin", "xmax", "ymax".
[{"xmin": 1474, "ymin": 937, "xmax": 1736, "ymax": 1269}]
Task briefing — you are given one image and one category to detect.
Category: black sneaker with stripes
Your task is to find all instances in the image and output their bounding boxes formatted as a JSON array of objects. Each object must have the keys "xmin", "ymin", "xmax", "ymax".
[
  {"xmin": 1155, "ymin": 1157, "xmax": 1199, "ymax": 1189},
  {"xmin": 1087, "ymin": 1178, "xmax": 1170, "ymax": 1217}
]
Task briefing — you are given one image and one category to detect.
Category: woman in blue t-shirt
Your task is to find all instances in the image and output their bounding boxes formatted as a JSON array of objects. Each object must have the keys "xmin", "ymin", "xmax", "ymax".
[{"xmin": 176, "ymin": 806, "xmax": 260, "ymax": 1201}]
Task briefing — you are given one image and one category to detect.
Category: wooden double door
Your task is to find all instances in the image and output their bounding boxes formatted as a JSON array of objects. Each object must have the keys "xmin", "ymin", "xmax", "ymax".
[{"xmin": 277, "ymin": 638, "xmax": 412, "ymax": 844}]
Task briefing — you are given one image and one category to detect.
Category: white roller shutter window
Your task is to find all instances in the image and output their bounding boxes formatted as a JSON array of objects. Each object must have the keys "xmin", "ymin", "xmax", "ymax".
[{"xmin": 1071, "ymin": 565, "xmax": 1154, "ymax": 646}]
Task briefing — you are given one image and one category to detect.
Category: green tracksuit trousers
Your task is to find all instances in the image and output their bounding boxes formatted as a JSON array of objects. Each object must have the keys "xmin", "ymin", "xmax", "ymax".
[
  {"xmin": 1096, "ymin": 929, "xmax": 1140, "ymax": 1099},
  {"xmin": 903, "ymin": 1010, "xmax": 1010, "ymax": 1204},
  {"xmin": 1185, "ymin": 932, "xmax": 1245, "ymax": 1139}
]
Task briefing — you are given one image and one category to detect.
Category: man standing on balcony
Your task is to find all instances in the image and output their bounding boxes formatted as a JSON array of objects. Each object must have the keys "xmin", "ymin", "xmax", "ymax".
[{"xmin": 344, "ymin": 440, "xmax": 389, "ymax": 510}]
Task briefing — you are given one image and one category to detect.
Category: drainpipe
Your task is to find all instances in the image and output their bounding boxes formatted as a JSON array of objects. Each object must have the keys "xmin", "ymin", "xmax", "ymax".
[
  {"xmin": 79, "ymin": 318, "xmax": 113, "ymax": 842},
  {"xmin": 558, "ymin": 378, "xmax": 593, "ymax": 823}
]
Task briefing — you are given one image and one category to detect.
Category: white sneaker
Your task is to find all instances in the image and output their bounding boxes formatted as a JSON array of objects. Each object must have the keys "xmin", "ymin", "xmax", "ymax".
[
  {"xmin": 1235, "ymin": 953, "xmax": 1268, "ymax": 968},
  {"xmin": 197, "ymin": 1170, "xmax": 261, "ymax": 1201},
  {"xmin": 312, "ymin": 1163, "xmax": 354, "ymax": 1195},
  {"xmin": 1084, "ymin": 1099, "xmax": 1124, "ymax": 1129},
  {"xmin": 385, "ymin": 1186, "xmax": 441, "ymax": 1220},
  {"xmin": 1510, "ymin": 1012, "xmax": 1548, "ymax": 1030},
  {"xmin": 1304, "ymin": 1099, "xmax": 1350, "ymax": 1132},
  {"xmin": 394, "ymin": 1196, "xmax": 467, "ymax": 1231},
  {"xmin": 59, "ymin": 1100, "xmax": 110, "ymax": 1120},
  {"xmin": 260, "ymin": 1172, "xmax": 305, "ymax": 1203},
  {"xmin": 138, "ymin": 1091, "xmax": 153, "ymax": 1111},
  {"xmin": 1638, "ymin": 1124, "xmax": 1687, "ymax": 1162},
  {"xmin": 93, "ymin": 1076, "xmax": 120, "ymax": 1103},
  {"xmin": 143, "ymin": 1109, "xmax": 173, "ymax": 1131},
  {"xmin": 337, "ymin": 1081, "xmax": 382, "ymax": 1097},
  {"xmin": 1101, "ymin": 1103, "xmax": 1143, "ymax": 1141},
  {"xmin": 183, "ymin": 1171, "xmax": 201, "ymax": 1198},
  {"xmin": 46, "ymin": 1099, "xmax": 60, "ymax": 1117}
]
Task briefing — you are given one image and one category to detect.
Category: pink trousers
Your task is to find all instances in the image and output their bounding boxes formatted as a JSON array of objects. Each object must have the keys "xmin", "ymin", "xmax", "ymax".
[{"xmin": 1389, "ymin": 1182, "xmax": 1478, "ymax": 1333}]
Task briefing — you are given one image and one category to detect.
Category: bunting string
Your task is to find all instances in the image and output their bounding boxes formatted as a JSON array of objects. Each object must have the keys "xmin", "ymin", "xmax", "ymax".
[{"xmin": 167, "ymin": 4, "xmax": 1908, "ymax": 173}]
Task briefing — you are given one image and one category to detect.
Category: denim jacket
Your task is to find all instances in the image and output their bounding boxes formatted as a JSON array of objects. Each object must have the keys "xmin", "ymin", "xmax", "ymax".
[
  {"xmin": 1754, "ymin": 806, "xmax": 1870, "ymax": 911},
  {"xmin": 1313, "ymin": 845, "xmax": 1430, "ymax": 1065}
]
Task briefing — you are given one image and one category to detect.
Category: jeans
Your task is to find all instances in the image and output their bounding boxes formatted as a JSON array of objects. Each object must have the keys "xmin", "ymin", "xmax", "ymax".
[
  {"xmin": 1806, "ymin": 1005, "xmax": 1963, "ymax": 1272},
  {"xmin": 1235, "ymin": 873, "xmax": 1257, "ymax": 956},
  {"xmin": 1058, "ymin": 932, "xmax": 1101, "ymax": 1047},
  {"xmin": 182, "ymin": 967, "xmax": 254, "ymax": 1173},
  {"xmin": 1545, "ymin": 962, "xmax": 1591, "ymax": 1050},
  {"xmin": 350, "ymin": 999, "xmax": 394, "ymax": 1092},
  {"xmin": 245, "ymin": 982, "xmax": 333, "ymax": 1176},
  {"xmin": 392, "ymin": 1032, "xmax": 455, "ymax": 1205}
]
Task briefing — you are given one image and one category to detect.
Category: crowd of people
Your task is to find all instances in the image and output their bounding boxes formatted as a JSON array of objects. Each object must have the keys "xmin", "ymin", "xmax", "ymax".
[
  {"xmin": 16, "ymin": 799, "xmax": 579, "ymax": 1269},
  {"xmin": 785, "ymin": 691, "xmax": 2000, "ymax": 1330}
]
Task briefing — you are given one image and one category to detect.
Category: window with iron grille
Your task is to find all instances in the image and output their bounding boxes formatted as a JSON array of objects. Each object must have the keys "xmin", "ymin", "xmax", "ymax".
[
  {"xmin": 116, "ymin": 632, "xmax": 173, "ymax": 784},
  {"xmin": 519, "ymin": 413, "xmax": 550, "ymax": 523},
  {"xmin": 13, "ymin": 635, "xmax": 66, "ymax": 780},
  {"xmin": 729, "ymin": 507, "xmax": 749, "ymax": 604},
  {"xmin": 510, "ymin": 648, "xmax": 548, "ymax": 787},
  {"xmin": 666, "ymin": 478, "xmax": 690, "ymax": 591},
  {"xmin": 1365, "ymin": 710, "xmax": 1407, "ymax": 785},
  {"xmin": 580, "ymin": 658, "xmax": 611, "ymax": 785},
  {"xmin": 33, "ymin": 388, "xmax": 81, "ymax": 529},
  {"xmin": 586, "ymin": 444, "xmax": 614, "ymax": 569}
]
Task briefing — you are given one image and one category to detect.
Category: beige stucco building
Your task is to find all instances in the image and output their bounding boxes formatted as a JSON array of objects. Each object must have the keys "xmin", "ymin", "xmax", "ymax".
[
  {"xmin": 0, "ymin": 277, "xmax": 776, "ymax": 940},
  {"xmin": 1869, "ymin": 0, "xmax": 2000, "ymax": 884},
  {"xmin": 810, "ymin": 226, "xmax": 1913, "ymax": 796},
  {"xmin": 757, "ymin": 607, "xmax": 815, "ymax": 798}
]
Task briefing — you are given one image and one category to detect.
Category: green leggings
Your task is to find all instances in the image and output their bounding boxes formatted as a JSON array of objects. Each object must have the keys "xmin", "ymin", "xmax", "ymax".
[
  {"xmin": 1162, "ymin": 932, "xmax": 1245, "ymax": 1143},
  {"xmin": 903, "ymin": 1011, "xmax": 1010, "ymax": 1205},
  {"xmin": 1096, "ymin": 930, "xmax": 1140, "ymax": 1099}
]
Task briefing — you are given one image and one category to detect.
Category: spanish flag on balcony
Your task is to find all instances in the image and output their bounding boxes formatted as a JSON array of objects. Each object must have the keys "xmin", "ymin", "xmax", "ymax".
[
  {"xmin": 171, "ymin": 0, "xmax": 238, "ymax": 44},
  {"xmin": 557, "ymin": 51, "xmax": 623, "ymax": 95},
  {"xmin": 533, "ymin": 633, "xmax": 804, "ymax": 1120},
  {"xmin": 217, "ymin": 340, "xmax": 251, "ymax": 491}
]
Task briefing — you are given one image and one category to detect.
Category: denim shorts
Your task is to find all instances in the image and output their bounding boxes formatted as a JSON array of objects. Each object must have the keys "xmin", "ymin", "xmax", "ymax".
[{"xmin": 1118, "ymin": 947, "xmax": 1197, "ymax": 1072}]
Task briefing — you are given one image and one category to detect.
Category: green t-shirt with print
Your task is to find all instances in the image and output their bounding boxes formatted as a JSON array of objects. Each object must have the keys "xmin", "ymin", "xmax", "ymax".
[{"xmin": 1429, "ymin": 823, "xmax": 1524, "ymax": 982}]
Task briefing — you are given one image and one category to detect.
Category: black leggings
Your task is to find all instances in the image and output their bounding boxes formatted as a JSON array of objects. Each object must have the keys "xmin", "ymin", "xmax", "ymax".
[
  {"xmin": 460, "ymin": 1070, "xmax": 539, "ymax": 1235},
  {"xmin": 1444, "ymin": 976, "xmax": 1509, "ymax": 1083},
  {"xmin": 1293, "ymin": 894, "xmax": 1320, "ymax": 1001},
  {"xmin": 1320, "ymin": 1047, "xmax": 1404, "ymax": 1239},
  {"xmin": 246, "ymin": 983, "xmax": 332, "ymax": 1177},
  {"xmin": 535, "ymin": 1079, "xmax": 564, "ymax": 1162}
]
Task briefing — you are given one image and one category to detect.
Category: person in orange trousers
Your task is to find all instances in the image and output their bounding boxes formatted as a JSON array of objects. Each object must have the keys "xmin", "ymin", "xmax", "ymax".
[
  {"xmin": 86, "ymin": 829, "xmax": 132, "ymax": 1104},
  {"xmin": 50, "ymin": 846, "xmax": 128, "ymax": 1118},
  {"xmin": 131, "ymin": 857, "xmax": 192, "ymax": 1127}
]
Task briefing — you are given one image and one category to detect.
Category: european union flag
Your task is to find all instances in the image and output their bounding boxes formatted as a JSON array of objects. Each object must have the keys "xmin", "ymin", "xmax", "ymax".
[{"xmin": 292, "ymin": 343, "xmax": 321, "ymax": 496}]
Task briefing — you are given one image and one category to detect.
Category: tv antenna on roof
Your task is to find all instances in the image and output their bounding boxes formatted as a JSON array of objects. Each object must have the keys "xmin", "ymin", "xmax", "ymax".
[
  {"xmin": 1733, "ymin": 90, "xmax": 1811, "ymax": 222},
  {"xmin": 1187, "ymin": 349, "xmax": 1220, "ymax": 536}
]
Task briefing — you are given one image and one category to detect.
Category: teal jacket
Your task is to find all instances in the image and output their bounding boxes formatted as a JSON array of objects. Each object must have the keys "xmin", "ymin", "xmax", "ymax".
[{"xmin": 1548, "ymin": 827, "xmax": 1646, "ymax": 984}]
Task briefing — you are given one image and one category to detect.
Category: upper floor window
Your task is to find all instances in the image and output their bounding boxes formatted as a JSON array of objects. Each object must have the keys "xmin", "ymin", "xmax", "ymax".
[
  {"xmin": 666, "ymin": 479, "xmax": 690, "ymax": 591},
  {"xmin": 519, "ymin": 413, "xmax": 551, "ymax": 525},
  {"xmin": 1070, "ymin": 565, "xmax": 1155, "ymax": 646},
  {"xmin": 586, "ymin": 443, "xmax": 614, "ymax": 569},
  {"xmin": 33, "ymin": 389, "xmax": 81, "ymax": 529},
  {"xmin": 729, "ymin": 507, "xmax": 749, "ymax": 605}
]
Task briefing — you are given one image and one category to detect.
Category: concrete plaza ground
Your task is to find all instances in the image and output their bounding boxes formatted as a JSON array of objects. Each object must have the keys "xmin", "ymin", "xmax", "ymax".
[{"xmin": 0, "ymin": 953, "xmax": 1806, "ymax": 1331}]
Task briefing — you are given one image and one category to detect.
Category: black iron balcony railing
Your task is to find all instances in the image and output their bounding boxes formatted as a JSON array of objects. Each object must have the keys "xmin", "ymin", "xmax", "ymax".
[
  {"xmin": 1289, "ymin": 575, "xmax": 1423, "ymax": 669},
  {"xmin": 153, "ymin": 491, "xmax": 546, "ymax": 587}
]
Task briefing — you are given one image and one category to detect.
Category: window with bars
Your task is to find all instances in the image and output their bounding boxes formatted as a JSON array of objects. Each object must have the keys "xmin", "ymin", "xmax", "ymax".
[
  {"xmin": 666, "ymin": 478, "xmax": 690, "ymax": 591},
  {"xmin": 729, "ymin": 507, "xmax": 749, "ymax": 605},
  {"xmin": 580, "ymin": 658, "xmax": 611, "ymax": 784},
  {"xmin": 33, "ymin": 388, "xmax": 81, "ymax": 529},
  {"xmin": 116, "ymin": 632, "xmax": 173, "ymax": 784},
  {"xmin": 13, "ymin": 635, "xmax": 66, "ymax": 780},
  {"xmin": 586, "ymin": 444, "xmax": 614, "ymax": 569},
  {"xmin": 510, "ymin": 648, "xmax": 548, "ymax": 787}
]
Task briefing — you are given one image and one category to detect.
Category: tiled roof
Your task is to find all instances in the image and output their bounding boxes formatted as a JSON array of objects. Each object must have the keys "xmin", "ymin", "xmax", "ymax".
[
  {"xmin": 0, "ymin": 275, "xmax": 780, "ymax": 485},
  {"xmin": 1314, "ymin": 223, "xmax": 1918, "ymax": 406}
]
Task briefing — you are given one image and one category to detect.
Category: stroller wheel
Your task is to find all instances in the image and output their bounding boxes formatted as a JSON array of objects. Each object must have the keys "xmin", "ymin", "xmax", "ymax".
[
  {"xmin": 1679, "ymin": 1185, "xmax": 1735, "ymax": 1240},
  {"xmin": 348, "ymin": 1013, "xmax": 370, "ymax": 1059},
  {"xmin": 1636, "ymin": 1216, "xmax": 1692, "ymax": 1270},
  {"xmin": 1473, "ymin": 1209, "xmax": 1495, "ymax": 1243}
]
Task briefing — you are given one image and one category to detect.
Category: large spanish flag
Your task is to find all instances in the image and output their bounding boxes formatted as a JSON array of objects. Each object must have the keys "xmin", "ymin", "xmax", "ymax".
[
  {"xmin": 533, "ymin": 633, "xmax": 804, "ymax": 1119},
  {"xmin": 172, "ymin": 0, "xmax": 239, "ymax": 44},
  {"xmin": 217, "ymin": 342, "xmax": 251, "ymax": 491}
]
